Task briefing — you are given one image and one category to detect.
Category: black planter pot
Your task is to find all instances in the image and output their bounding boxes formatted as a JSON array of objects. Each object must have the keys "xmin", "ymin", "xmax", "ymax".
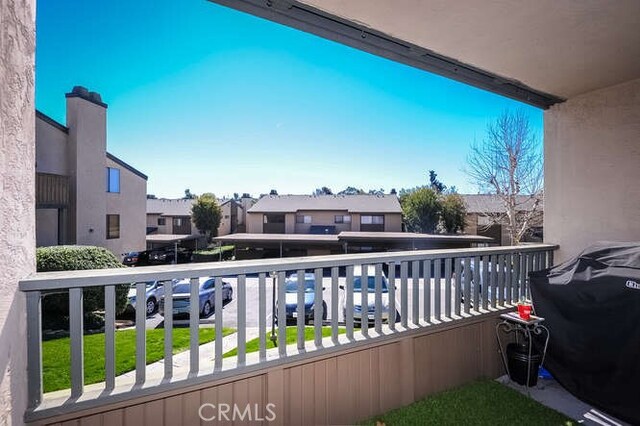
[{"xmin": 506, "ymin": 342, "xmax": 542, "ymax": 387}]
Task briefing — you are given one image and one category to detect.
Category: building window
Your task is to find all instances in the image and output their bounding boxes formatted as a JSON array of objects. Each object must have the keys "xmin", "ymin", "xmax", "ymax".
[
  {"xmin": 264, "ymin": 214, "xmax": 285, "ymax": 224},
  {"xmin": 106, "ymin": 214, "xmax": 120, "ymax": 239},
  {"xmin": 106, "ymin": 168, "xmax": 120, "ymax": 193},
  {"xmin": 361, "ymin": 215, "xmax": 384, "ymax": 225},
  {"xmin": 173, "ymin": 218, "xmax": 182, "ymax": 227},
  {"xmin": 158, "ymin": 217, "xmax": 166, "ymax": 226},
  {"xmin": 335, "ymin": 215, "xmax": 351, "ymax": 224},
  {"xmin": 296, "ymin": 215, "xmax": 311, "ymax": 224}
]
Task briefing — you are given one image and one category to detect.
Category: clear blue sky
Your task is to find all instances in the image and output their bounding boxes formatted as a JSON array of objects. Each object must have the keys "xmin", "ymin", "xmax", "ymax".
[{"xmin": 36, "ymin": 0, "xmax": 543, "ymax": 199}]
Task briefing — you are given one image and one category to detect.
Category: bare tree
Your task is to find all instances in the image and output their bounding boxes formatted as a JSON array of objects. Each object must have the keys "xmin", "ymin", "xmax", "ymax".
[{"xmin": 466, "ymin": 110, "xmax": 543, "ymax": 245}]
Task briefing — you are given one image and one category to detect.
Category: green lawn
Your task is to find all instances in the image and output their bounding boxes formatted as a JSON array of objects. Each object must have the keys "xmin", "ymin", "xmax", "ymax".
[
  {"xmin": 223, "ymin": 326, "xmax": 346, "ymax": 358},
  {"xmin": 43, "ymin": 327, "xmax": 235, "ymax": 393},
  {"xmin": 361, "ymin": 379, "xmax": 575, "ymax": 426}
]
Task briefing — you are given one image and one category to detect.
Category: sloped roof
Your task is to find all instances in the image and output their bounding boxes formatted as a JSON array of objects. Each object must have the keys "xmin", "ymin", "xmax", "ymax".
[
  {"xmin": 247, "ymin": 194, "xmax": 402, "ymax": 214},
  {"xmin": 147, "ymin": 198, "xmax": 195, "ymax": 216},
  {"xmin": 461, "ymin": 194, "xmax": 542, "ymax": 214}
]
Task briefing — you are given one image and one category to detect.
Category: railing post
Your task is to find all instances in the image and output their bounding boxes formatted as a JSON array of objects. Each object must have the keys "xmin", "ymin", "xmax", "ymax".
[
  {"xmin": 296, "ymin": 270, "xmax": 306, "ymax": 350},
  {"xmin": 237, "ymin": 274, "xmax": 247, "ymax": 366},
  {"xmin": 135, "ymin": 282, "xmax": 146, "ymax": 386},
  {"xmin": 423, "ymin": 259, "xmax": 432, "ymax": 323},
  {"xmin": 258, "ymin": 273, "xmax": 267, "ymax": 361},
  {"xmin": 69, "ymin": 287, "xmax": 84, "ymax": 398},
  {"xmin": 189, "ymin": 277, "xmax": 200, "ymax": 376},
  {"xmin": 214, "ymin": 277, "xmax": 224, "ymax": 371},
  {"xmin": 104, "ymin": 285, "xmax": 116, "ymax": 391},
  {"xmin": 163, "ymin": 280, "xmax": 173, "ymax": 379},
  {"xmin": 26, "ymin": 291, "xmax": 42, "ymax": 409},
  {"xmin": 345, "ymin": 266, "xmax": 355, "ymax": 340},
  {"xmin": 388, "ymin": 262, "xmax": 396, "ymax": 330},
  {"xmin": 412, "ymin": 260, "xmax": 420, "ymax": 325}
]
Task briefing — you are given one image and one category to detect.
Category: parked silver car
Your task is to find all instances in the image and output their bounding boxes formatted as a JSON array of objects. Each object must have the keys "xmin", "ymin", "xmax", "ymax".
[
  {"xmin": 340, "ymin": 265, "xmax": 400, "ymax": 325},
  {"xmin": 126, "ymin": 281, "xmax": 166, "ymax": 316},
  {"xmin": 159, "ymin": 277, "xmax": 233, "ymax": 318}
]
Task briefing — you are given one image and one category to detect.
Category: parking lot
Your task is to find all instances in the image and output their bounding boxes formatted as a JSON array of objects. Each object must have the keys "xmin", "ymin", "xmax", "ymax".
[{"xmin": 138, "ymin": 275, "xmax": 460, "ymax": 330}]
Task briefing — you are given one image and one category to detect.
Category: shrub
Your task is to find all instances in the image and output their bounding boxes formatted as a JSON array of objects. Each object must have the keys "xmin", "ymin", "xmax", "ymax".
[{"xmin": 37, "ymin": 246, "xmax": 129, "ymax": 330}]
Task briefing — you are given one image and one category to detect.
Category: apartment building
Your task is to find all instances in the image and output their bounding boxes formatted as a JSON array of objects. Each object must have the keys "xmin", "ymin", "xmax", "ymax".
[
  {"xmin": 462, "ymin": 194, "xmax": 543, "ymax": 245},
  {"xmin": 146, "ymin": 197, "xmax": 246, "ymax": 248},
  {"xmin": 246, "ymin": 194, "xmax": 403, "ymax": 234},
  {"xmin": 35, "ymin": 86, "xmax": 147, "ymax": 257}
]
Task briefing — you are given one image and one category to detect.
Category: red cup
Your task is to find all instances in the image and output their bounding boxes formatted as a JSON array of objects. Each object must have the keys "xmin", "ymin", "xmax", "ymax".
[{"xmin": 518, "ymin": 304, "xmax": 532, "ymax": 320}]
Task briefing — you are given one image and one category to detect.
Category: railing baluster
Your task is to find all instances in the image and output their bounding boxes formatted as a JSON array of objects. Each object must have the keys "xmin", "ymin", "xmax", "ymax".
[
  {"xmin": 189, "ymin": 277, "xmax": 199, "ymax": 376},
  {"xmin": 70, "ymin": 288, "xmax": 85, "ymax": 397},
  {"xmin": 163, "ymin": 280, "xmax": 173, "ymax": 379},
  {"xmin": 346, "ymin": 265, "xmax": 355, "ymax": 340},
  {"xmin": 505, "ymin": 254, "xmax": 512, "ymax": 306},
  {"xmin": 258, "ymin": 273, "xmax": 267, "ymax": 361},
  {"xmin": 444, "ymin": 258, "xmax": 452, "ymax": 319},
  {"xmin": 314, "ymin": 268, "xmax": 323, "ymax": 347},
  {"xmin": 26, "ymin": 291, "xmax": 42, "ymax": 408},
  {"xmin": 434, "ymin": 259, "xmax": 442, "ymax": 321},
  {"xmin": 277, "ymin": 271, "xmax": 287, "ymax": 355},
  {"xmin": 454, "ymin": 259, "xmax": 461, "ymax": 317},
  {"xmin": 135, "ymin": 283, "xmax": 146, "ymax": 385},
  {"xmin": 511, "ymin": 253, "xmax": 519, "ymax": 304},
  {"xmin": 374, "ymin": 264, "xmax": 383, "ymax": 334},
  {"xmin": 463, "ymin": 258, "xmax": 471, "ymax": 314},
  {"xmin": 548, "ymin": 250, "xmax": 554, "ymax": 268},
  {"xmin": 497, "ymin": 254, "xmax": 505, "ymax": 307},
  {"xmin": 473, "ymin": 256, "xmax": 480, "ymax": 312},
  {"xmin": 214, "ymin": 277, "xmax": 223, "ymax": 371},
  {"xmin": 361, "ymin": 264, "xmax": 369, "ymax": 336},
  {"xmin": 411, "ymin": 261, "xmax": 420, "ymax": 325},
  {"xmin": 490, "ymin": 254, "xmax": 498, "ymax": 308},
  {"xmin": 526, "ymin": 253, "xmax": 534, "ymax": 299},
  {"xmin": 388, "ymin": 263, "xmax": 396, "ymax": 330},
  {"xmin": 331, "ymin": 266, "xmax": 339, "ymax": 342},
  {"xmin": 482, "ymin": 256, "xmax": 489, "ymax": 311},
  {"xmin": 423, "ymin": 259, "xmax": 432, "ymax": 323},
  {"xmin": 297, "ymin": 270, "xmax": 306, "ymax": 350},
  {"xmin": 237, "ymin": 274, "xmax": 247, "ymax": 366},
  {"xmin": 519, "ymin": 253, "xmax": 527, "ymax": 301},
  {"xmin": 104, "ymin": 285, "xmax": 116, "ymax": 391},
  {"xmin": 400, "ymin": 262, "xmax": 408, "ymax": 328}
]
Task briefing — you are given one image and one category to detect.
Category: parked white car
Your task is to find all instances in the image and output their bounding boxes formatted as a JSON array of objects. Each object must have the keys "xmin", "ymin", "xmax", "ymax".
[
  {"xmin": 126, "ymin": 281, "xmax": 167, "ymax": 316},
  {"xmin": 340, "ymin": 265, "xmax": 400, "ymax": 325}
]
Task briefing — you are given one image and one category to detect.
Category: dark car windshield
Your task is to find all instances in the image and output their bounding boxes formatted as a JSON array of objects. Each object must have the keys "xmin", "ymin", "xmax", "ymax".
[
  {"xmin": 285, "ymin": 279, "xmax": 315, "ymax": 293},
  {"xmin": 172, "ymin": 283, "xmax": 191, "ymax": 294},
  {"xmin": 353, "ymin": 276, "xmax": 389, "ymax": 293}
]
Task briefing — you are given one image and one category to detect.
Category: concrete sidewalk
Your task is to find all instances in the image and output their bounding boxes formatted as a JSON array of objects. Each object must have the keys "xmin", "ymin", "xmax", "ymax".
[
  {"xmin": 117, "ymin": 327, "xmax": 261, "ymax": 381},
  {"xmin": 498, "ymin": 376, "xmax": 630, "ymax": 426}
]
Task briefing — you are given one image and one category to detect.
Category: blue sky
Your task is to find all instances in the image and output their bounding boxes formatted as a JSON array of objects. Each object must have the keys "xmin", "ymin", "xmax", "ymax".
[{"xmin": 36, "ymin": 0, "xmax": 543, "ymax": 199}]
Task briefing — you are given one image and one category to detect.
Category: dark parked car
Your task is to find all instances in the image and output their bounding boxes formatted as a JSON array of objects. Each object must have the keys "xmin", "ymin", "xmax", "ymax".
[
  {"xmin": 123, "ymin": 248, "xmax": 192, "ymax": 266},
  {"xmin": 159, "ymin": 277, "xmax": 233, "ymax": 318},
  {"xmin": 275, "ymin": 273, "xmax": 327, "ymax": 325}
]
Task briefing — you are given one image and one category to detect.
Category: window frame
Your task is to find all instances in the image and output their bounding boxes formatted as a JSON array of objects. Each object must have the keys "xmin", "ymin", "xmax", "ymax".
[
  {"xmin": 106, "ymin": 214, "xmax": 120, "ymax": 239},
  {"xmin": 106, "ymin": 167, "xmax": 120, "ymax": 193},
  {"xmin": 296, "ymin": 215, "xmax": 311, "ymax": 224},
  {"xmin": 157, "ymin": 217, "xmax": 166, "ymax": 226}
]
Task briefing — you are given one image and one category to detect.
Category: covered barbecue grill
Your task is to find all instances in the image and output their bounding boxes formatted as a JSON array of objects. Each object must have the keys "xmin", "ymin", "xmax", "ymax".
[{"xmin": 529, "ymin": 242, "xmax": 640, "ymax": 424}]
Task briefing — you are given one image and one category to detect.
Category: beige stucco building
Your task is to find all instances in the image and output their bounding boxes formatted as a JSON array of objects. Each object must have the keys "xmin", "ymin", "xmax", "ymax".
[
  {"xmin": 146, "ymin": 197, "xmax": 246, "ymax": 249},
  {"xmin": 35, "ymin": 87, "xmax": 147, "ymax": 258},
  {"xmin": 246, "ymin": 194, "xmax": 403, "ymax": 234}
]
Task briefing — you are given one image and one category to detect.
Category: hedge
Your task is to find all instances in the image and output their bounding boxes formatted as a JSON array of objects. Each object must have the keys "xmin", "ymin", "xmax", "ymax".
[{"xmin": 37, "ymin": 246, "xmax": 129, "ymax": 330}]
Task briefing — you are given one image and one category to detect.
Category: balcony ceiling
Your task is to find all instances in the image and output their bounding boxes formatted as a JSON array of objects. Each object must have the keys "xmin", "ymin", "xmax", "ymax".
[{"xmin": 298, "ymin": 0, "xmax": 640, "ymax": 99}]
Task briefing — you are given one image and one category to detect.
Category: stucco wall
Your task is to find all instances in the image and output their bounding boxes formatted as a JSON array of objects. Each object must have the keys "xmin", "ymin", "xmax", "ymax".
[
  {"xmin": 246, "ymin": 213, "xmax": 263, "ymax": 233},
  {"xmin": 384, "ymin": 213, "xmax": 403, "ymax": 232},
  {"xmin": 0, "ymin": 0, "xmax": 35, "ymax": 423},
  {"xmin": 545, "ymin": 77, "xmax": 640, "ymax": 261},
  {"xmin": 66, "ymin": 96, "xmax": 107, "ymax": 247},
  {"xmin": 35, "ymin": 209, "xmax": 59, "ymax": 246},
  {"xmin": 105, "ymin": 158, "xmax": 147, "ymax": 256},
  {"xmin": 35, "ymin": 117, "xmax": 68, "ymax": 175}
]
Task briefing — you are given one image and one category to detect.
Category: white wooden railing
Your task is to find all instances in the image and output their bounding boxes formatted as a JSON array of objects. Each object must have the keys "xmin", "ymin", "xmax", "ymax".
[{"xmin": 20, "ymin": 244, "xmax": 556, "ymax": 421}]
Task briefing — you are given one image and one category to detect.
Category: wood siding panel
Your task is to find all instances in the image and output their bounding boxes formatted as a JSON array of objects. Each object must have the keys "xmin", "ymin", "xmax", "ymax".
[{"xmin": 36, "ymin": 314, "xmax": 505, "ymax": 426}]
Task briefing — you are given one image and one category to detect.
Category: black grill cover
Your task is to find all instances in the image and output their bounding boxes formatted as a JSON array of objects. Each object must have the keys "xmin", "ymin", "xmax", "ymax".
[{"xmin": 530, "ymin": 242, "xmax": 640, "ymax": 424}]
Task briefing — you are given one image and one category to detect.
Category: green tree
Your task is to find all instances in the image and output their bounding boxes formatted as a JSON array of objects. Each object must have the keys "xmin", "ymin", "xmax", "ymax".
[
  {"xmin": 440, "ymin": 193, "xmax": 467, "ymax": 233},
  {"xmin": 191, "ymin": 193, "xmax": 222, "ymax": 242},
  {"xmin": 401, "ymin": 187, "xmax": 441, "ymax": 233},
  {"xmin": 429, "ymin": 170, "xmax": 446, "ymax": 193},
  {"xmin": 184, "ymin": 189, "xmax": 196, "ymax": 199}
]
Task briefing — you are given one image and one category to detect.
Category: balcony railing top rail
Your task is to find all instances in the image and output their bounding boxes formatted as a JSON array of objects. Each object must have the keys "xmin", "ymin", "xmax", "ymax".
[
  {"xmin": 21, "ymin": 243, "xmax": 557, "ymax": 422},
  {"xmin": 20, "ymin": 244, "xmax": 557, "ymax": 291}
]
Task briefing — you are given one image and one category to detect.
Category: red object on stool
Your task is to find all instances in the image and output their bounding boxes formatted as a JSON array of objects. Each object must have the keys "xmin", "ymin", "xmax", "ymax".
[{"xmin": 518, "ymin": 304, "xmax": 532, "ymax": 320}]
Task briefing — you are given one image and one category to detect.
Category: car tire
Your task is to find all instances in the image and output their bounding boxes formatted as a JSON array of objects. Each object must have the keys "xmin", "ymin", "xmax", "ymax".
[
  {"xmin": 201, "ymin": 301, "xmax": 212, "ymax": 318},
  {"xmin": 146, "ymin": 298, "xmax": 157, "ymax": 316}
]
